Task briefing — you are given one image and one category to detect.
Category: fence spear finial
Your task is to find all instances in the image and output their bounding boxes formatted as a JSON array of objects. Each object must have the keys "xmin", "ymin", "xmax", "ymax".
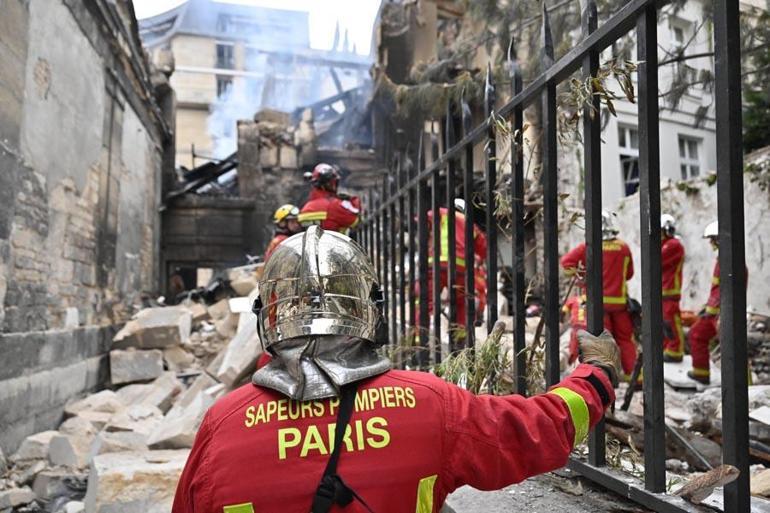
[
  {"xmin": 484, "ymin": 62, "xmax": 496, "ymax": 115},
  {"xmin": 582, "ymin": 0, "xmax": 598, "ymax": 36},
  {"xmin": 541, "ymin": 1, "xmax": 555, "ymax": 69},
  {"xmin": 461, "ymin": 90, "xmax": 472, "ymax": 134}
]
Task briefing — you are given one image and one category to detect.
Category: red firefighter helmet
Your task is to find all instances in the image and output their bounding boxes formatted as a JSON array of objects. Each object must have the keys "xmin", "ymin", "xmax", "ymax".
[{"xmin": 308, "ymin": 163, "xmax": 340, "ymax": 191}]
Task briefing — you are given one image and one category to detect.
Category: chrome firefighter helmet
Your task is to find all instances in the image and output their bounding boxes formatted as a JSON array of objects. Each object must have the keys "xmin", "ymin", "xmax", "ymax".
[
  {"xmin": 273, "ymin": 204, "xmax": 299, "ymax": 224},
  {"xmin": 306, "ymin": 163, "xmax": 340, "ymax": 191},
  {"xmin": 454, "ymin": 198, "xmax": 466, "ymax": 213},
  {"xmin": 601, "ymin": 210, "xmax": 619, "ymax": 240},
  {"xmin": 660, "ymin": 214, "xmax": 676, "ymax": 237},
  {"xmin": 253, "ymin": 225, "xmax": 385, "ymax": 350}
]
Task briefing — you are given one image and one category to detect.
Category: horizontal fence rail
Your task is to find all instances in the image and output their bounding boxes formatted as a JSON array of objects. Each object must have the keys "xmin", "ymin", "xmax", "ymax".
[{"xmin": 358, "ymin": 0, "xmax": 749, "ymax": 511}]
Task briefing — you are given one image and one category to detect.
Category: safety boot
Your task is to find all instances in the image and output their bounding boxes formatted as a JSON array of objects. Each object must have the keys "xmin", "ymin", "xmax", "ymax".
[{"xmin": 687, "ymin": 369, "xmax": 710, "ymax": 385}]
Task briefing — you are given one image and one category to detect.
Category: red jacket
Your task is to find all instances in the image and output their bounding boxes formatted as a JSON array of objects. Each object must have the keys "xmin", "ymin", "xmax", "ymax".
[
  {"xmin": 427, "ymin": 208, "xmax": 487, "ymax": 273},
  {"xmin": 172, "ymin": 365, "xmax": 613, "ymax": 513},
  {"xmin": 264, "ymin": 233, "xmax": 289, "ymax": 262},
  {"xmin": 299, "ymin": 188, "xmax": 361, "ymax": 234},
  {"xmin": 561, "ymin": 239, "xmax": 634, "ymax": 312},
  {"xmin": 661, "ymin": 236, "xmax": 685, "ymax": 300}
]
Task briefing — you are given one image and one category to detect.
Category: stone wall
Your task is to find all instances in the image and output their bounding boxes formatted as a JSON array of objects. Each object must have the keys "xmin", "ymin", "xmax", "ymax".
[
  {"xmin": 0, "ymin": 0, "xmax": 171, "ymax": 332},
  {"xmin": 0, "ymin": 0, "xmax": 172, "ymax": 452}
]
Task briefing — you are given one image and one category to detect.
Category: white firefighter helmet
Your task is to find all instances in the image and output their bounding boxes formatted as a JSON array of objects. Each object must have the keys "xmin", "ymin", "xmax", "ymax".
[
  {"xmin": 703, "ymin": 220, "xmax": 718, "ymax": 239},
  {"xmin": 454, "ymin": 198, "xmax": 466, "ymax": 213},
  {"xmin": 601, "ymin": 210, "xmax": 619, "ymax": 240},
  {"xmin": 661, "ymin": 214, "xmax": 676, "ymax": 236},
  {"xmin": 253, "ymin": 225, "xmax": 384, "ymax": 350}
]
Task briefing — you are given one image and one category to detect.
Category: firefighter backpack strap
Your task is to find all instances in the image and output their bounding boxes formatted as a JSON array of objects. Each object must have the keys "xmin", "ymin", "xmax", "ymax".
[{"xmin": 310, "ymin": 383, "xmax": 375, "ymax": 513}]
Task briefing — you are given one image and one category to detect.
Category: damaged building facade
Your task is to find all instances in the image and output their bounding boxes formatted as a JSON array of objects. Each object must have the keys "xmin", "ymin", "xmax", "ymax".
[{"xmin": 0, "ymin": 0, "xmax": 174, "ymax": 452}]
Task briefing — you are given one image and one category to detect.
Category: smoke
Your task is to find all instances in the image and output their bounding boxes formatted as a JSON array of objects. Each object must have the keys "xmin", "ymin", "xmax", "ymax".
[{"xmin": 205, "ymin": 8, "xmax": 373, "ymax": 160}]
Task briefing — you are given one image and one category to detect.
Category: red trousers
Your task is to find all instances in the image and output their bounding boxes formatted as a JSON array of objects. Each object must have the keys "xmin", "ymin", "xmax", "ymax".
[
  {"xmin": 662, "ymin": 299, "xmax": 685, "ymax": 358},
  {"xmin": 414, "ymin": 270, "xmax": 465, "ymax": 328},
  {"xmin": 603, "ymin": 309, "xmax": 637, "ymax": 376},
  {"xmin": 690, "ymin": 315, "xmax": 718, "ymax": 375}
]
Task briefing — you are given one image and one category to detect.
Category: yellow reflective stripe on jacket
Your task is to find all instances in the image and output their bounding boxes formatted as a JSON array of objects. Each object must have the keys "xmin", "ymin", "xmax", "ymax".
[
  {"xmin": 712, "ymin": 275, "xmax": 720, "ymax": 285},
  {"xmin": 298, "ymin": 211, "xmax": 328, "ymax": 224},
  {"xmin": 415, "ymin": 474, "xmax": 438, "ymax": 513},
  {"xmin": 705, "ymin": 305, "xmax": 720, "ymax": 315},
  {"xmin": 223, "ymin": 503, "xmax": 254, "ymax": 513},
  {"xmin": 603, "ymin": 255, "xmax": 630, "ymax": 305},
  {"xmin": 549, "ymin": 387, "xmax": 589, "ymax": 446},
  {"xmin": 427, "ymin": 256, "xmax": 467, "ymax": 267},
  {"xmin": 432, "ymin": 212, "xmax": 467, "ymax": 267}
]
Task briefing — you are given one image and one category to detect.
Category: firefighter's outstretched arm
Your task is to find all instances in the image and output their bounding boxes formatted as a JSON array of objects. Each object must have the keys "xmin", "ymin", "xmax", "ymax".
[
  {"xmin": 560, "ymin": 243, "xmax": 586, "ymax": 277},
  {"xmin": 443, "ymin": 333, "xmax": 616, "ymax": 492}
]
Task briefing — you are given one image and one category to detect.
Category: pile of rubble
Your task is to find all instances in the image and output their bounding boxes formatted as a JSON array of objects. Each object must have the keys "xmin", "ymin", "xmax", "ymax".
[{"xmin": 0, "ymin": 264, "xmax": 263, "ymax": 512}]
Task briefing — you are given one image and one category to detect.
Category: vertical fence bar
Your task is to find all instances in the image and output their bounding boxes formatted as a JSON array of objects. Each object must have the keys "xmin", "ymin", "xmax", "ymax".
[
  {"xmin": 379, "ymin": 182, "xmax": 387, "ymax": 307},
  {"xmin": 582, "ymin": 0, "xmax": 606, "ymax": 467},
  {"xmin": 408, "ymin": 138, "xmax": 421, "ymax": 365},
  {"xmin": 637, "ymin": 6, "xmax": 665, "ymax": 492},
  {"xmin": 445, "ymin": 106, "xmax": 458, "ymax": 353},
  {"xmin": 461, "ymin": 100, "xmax": 476, "ymax": 351},
  {"xmin": 715, "ymin": 0, "xmax": 749, "ymax": 509},
  {"xmin": 374, "ymin": 191, "xmax": 381, "ymax": 284},
  {"xmin": 540, "ymin": 3, "xmax": 560, "ymax": 387},
  {"xmin": 418, "ymin": 136, "xmax": 430, "ymax": 367},
  {"xmin": 368, "ymin": 190, "xmax": 375, "ymax": 264},
  {"xmin": 389, "ymin": 169, "xmax": 398, "ymax": 349},
  {"xmin": 381, "ymin": 178, "xmax": 390, "ymax": 341},
  {"xmin": 484, "ymin": 65, "xmax": 499, "ymax": 334},
  {"xmin": 398, "ymin": 154, "xmax": 407, "ymax": 347},
  {"xmin": 509, "ymin": 41, "xmax": 527, "ymax": 395},
  {"xmin": 431, "ymin": 131, "xmax": 443, "ymax": 363}
]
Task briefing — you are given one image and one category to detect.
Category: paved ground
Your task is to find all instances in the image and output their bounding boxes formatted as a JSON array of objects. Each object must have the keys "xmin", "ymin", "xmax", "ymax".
[{"xmin": 444, "ymin": 470, "xmax": 652, "ymax": 513}]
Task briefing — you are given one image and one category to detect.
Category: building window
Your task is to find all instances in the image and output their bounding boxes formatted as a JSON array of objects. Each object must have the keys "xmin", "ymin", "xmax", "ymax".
[
  {"xmin": 216, "ymin": 43, "xmax": 234, "ymax": 69},
  {"xmin": 216, "ymin": 76, "xmax": 232, "ymax": 98},
  {"xmin": 618, "ymin": 125, "xmax": 640, "ymax": 196},
  {"xmin": 678, "ymin": 136, "xmax": 700, "ymax": 180}
]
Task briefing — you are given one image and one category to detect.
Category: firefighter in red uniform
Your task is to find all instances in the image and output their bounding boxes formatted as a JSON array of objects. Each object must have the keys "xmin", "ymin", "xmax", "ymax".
[
  {"xmin": 660, "ymin": 214, "xmax": 686, "ymax": 362},
  {"xmin": 415, "ymin": 199, "xmax": 488, "ymax": 330},
  {"xmin": 687, "ymin": 221, "xmax": 748, "ymax": 384},
  {"xmin": 265, "ymin": 204, "xmax": 303, "ymax": 263},
  {"xmin": 172, "ymin": 226, "xmax": 620, "ymax": 513},
  {"xmin": 561, "ymin": 210, "xmax": 637, "ymax": 377},
  {"xmin": 563, "ymin": 294, "xmax": 587, "ymax": 364},
  {"xmin": 298, "ymin": 163, "xmax": 361, "ymax": 234}
]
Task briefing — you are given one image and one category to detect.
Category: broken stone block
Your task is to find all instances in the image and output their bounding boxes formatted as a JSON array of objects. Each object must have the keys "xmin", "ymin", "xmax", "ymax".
[
  {"xmin": 32, "ymin": 469, "xmax": 88, "ymax": 500},
  {"xmin": 0, "ymin": 487, "xmax": 35, "ymax": 508},
  {"xmin": 260, "ymin": 144, "xmax": 279, "ymax": 168},
  {"xmin": 752, "ymin": 469, "xmax": 770, "ymax": 497},
  {"xmin": 147, "ymin": 392, "xmax": 215, "ymax": 449},
  {"xmin": 227, "ymin": 265, "xmax": 259, "ymax": 296},
  {"xmin": 279, "ymin": 145, "xmax": 297, "ymax": 169},
  {"xmin": 89, "ymin": 431, "xmax": 148, "ymax": 458},
  {"xmin": 187, "ymin": 302, "xmax": 209, "ymax": 323},
  {"xmin": 0, "ymin": 447, "xmax": 6, "ymax": 475},
  {"xmin": 110, "ymin": 349, "xmax": 164, "ymax": 385},
  {"xmin": 167, "ymin": 373, "xmax": 218, "ymax": 419},
  {"xmin": 216, "ymin": 321, "xmax": 262, "ymax": 388},
  {"xmin": 75, "ymin": 411, "xmax": 114, "ymax": 430},
  {"xmin": 11, "ymin": 431, "xmax": 58, "ymax": 462},
  {"xmin": 84, "ymin": 450, "xmax": 190, "ymax": 513},
  {"xmin": 163, "ymin": 346, "xmax": 195, "ymax": 372},
  {"xmin": 50, "ymin": 432, "xmax": 95, "ymax": 469},
  {"xmin": 112, "ymin": 307, "xmax": 192, "ymax": 349},
  {"xmin": 205, "ymin": 349, "xmax": 226, "ymax": 378},
  {"xmin": 63, "ymin": 501, "xmax": 85, "ymax": 513},
  {"xmin": 207, "ymin": 298, "xmax": 230, "ymax": 321},
  {"xmin": 115, "ymin": 372, "xmax": 182, "ymax": 413},
  {"xmin": 64, "ymin": 390, "xmax": 125, "ymax": 418},
  {"xmin": 105, "ymin": 404, "xmax": 164, "ymax": 436},
  {"xmin": 12, "ymin": 460, "xmax": 46, "ymax": 486},
  {"xmin": 214, "ymin": 312, "xmax": 239, "ymax": 339}
]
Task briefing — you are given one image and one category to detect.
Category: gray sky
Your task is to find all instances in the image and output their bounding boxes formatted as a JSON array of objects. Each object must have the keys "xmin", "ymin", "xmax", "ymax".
[{"xmin": 132, "ymin": 0, "xmax": 381, "ymax": 55}]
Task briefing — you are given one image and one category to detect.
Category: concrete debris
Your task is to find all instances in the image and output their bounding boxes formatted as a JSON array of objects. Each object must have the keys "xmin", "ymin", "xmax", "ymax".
[
  {"xmin": 214, "ymin": 312, "xmax": 239, "ymax": 339},
  {"xmin": 116, "ymin": 372, "xmax": 183, "ymax": 414},
  {"xmin": 227, "ymin": 265, "xmax": 260, "ymax": 296},
  {"xmin": 112, "ymin": 307, "xmax": 192, "ymax": 350},
  {"xmin": 12, "ymin": 460, "xmax": 47, "ymax": 486},
  {"xmin": 0, "ymin": 487, "xmax": 36, "ymax": 508},
  {"xmin": 110, "ymin": 349, "xmax": 164, "ymax": 385},
  {"xmin": 753, "ymin": 469, "xmax": 770, "ymax": 498},
  {"xmin": 216, "ymin": 320, "xmax": 262, "ymax": 388},
  {"xmin": 105, "ymin": 404, "xmax": 164, "ymax": 436},
  {"xmin": 88, "ymin": 431, "xmax": 148, "ymax": 457},
  {"xmin": 84, "ymin": 450, "xmax": 189, "ymax": 513},
  {"xmin": 32, "ymin": 470, "xmax": 87, "ymax": 501},
  {"xmin": 146, "ymin": 391, "xmax": 215, "ymax": 449},
  {"xmin": 11, "ymin": 431, "xmax": 58, "ymax": 463},
  {"xmin": 206, "ymin": 298, "xmax": 231, "ymax": 321},
  {"xmin": 49, "ymin": 418, "xmax": 97, "ymax": 468},
  {"xmin": 64, "ymin": 390, "xmax": 125, "ymax": 418},
  {"xmin": 61, "ymin": 501, "xmax": 85, "ymax": 513},
  {"xmin": 186, "ymin": 302, "xmax": 210, "ymax": 323},
  {"xmin": 163, "ymin": 345, "xmax": 196, "ymax": 371},
  {"xmin": 0, "ymin": 447, "xmax": 6, "ymax": 476}
]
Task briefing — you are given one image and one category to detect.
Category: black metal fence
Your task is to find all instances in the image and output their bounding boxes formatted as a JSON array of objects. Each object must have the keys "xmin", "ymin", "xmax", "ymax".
[{"xmin": 359, "ymin": 0, "xmax": 748, "ymax": 511}]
